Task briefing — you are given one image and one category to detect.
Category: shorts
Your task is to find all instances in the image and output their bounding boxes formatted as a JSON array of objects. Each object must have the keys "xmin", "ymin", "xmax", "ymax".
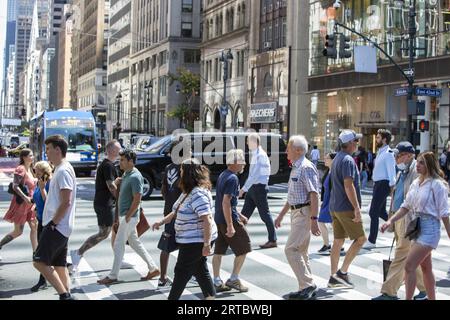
[
  {"xmin": 94, "ymin": 204, "xmax": 114, "ymax": 227},
  {"xmin": 214, "ymin": 221, "xmax": 252, "ymax": 256},
  {"xmin": 415, "ymin": 214, "xmax": 441, "ymax": 249},
  {"xmin": 33, "ymin": 225, "xmax": 68, "ymax": 267},
  {"xmin": 331, "ymin": 211, "xmax": 366, "ymax": 240}
]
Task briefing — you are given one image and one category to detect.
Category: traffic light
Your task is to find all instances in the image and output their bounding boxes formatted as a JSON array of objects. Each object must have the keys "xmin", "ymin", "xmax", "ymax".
[
  {"xmin": 339, "ymin": 34, "xmax": 352, "ymax": 58},
  {"xmin": 418, "ymin": 120, "xmax": 429, "ymax": 132},
  {"xmin": 323, "ymin": 34, "xmax": 337, "ymax": 59}
]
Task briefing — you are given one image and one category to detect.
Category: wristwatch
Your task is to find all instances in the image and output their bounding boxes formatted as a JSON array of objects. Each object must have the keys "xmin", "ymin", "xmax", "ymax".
[{"xmin": 310, "ymin": 216, "xmax": 318, "ymax": 220}]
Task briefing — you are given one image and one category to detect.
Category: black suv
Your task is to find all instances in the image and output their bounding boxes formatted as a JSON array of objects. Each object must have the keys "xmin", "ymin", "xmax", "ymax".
[{"xmin": 134, "ymin": 132, "xmax": 290, "ymax": 200}]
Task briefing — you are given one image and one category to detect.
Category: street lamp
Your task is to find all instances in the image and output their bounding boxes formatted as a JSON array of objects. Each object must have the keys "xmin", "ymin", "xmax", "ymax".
[
  {"xmin": 144, "ymin": 81, "xmax": 153, "ymax": 134},
  {"xmin": 115, "ymin": 92, "xmax": 122, "ymax": 140},
  {"xmin": 219, "ymin": 49, "xmax": 233, "ymax": 132}
]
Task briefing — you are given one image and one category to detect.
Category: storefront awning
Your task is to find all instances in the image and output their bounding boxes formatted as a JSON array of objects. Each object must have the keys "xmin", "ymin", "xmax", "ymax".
[{"xmin": 354, "ymin": 122, "xmax": 396, "ymax": 127}]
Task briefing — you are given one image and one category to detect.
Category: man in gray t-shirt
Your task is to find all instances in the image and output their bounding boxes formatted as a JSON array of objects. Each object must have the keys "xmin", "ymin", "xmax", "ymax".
[{"xmin": 327, "ymin": 130, "xmax": 367, "ymax": 290}]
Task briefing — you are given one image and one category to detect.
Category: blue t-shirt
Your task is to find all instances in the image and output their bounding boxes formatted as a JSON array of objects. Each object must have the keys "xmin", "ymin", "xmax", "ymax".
[
  {"xmin": 32, "ymin": 182, "xmax": 50, "ymax": 222},
  {"xmin": 393, "ymin": 172, "xmax": 406, "ymax": 212},
  {"xmin": 215, "ymin": 169, "xmax": 240, "ymax": 225},
  {"xmin": 330, "ymin": 151, "xmax": 362, "ymax": 212}
]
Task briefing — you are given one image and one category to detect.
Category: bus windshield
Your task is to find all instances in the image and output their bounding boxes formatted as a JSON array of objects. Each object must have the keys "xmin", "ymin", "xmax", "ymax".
[{"xmin": 46, "ymin": 119, "xmax": 96, "ymax": 152}]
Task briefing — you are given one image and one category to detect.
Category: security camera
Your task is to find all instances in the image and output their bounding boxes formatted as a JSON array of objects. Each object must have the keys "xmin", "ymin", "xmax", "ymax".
[{"xmin": 333, "ymin": 0, "xmax": 341, "ymax": 9}]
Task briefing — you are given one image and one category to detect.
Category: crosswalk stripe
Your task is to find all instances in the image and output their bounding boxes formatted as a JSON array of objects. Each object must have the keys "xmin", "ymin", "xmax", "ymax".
[
  {"xmin": 170, "ymin": 251, "xmax": 282, "ymax": 300},
  {"xmin": 124, "ymin": 252, "xmax": 200, "ymax": 300},
  {"xmin": 246, "ymin": 250, "xmax": 371, "ymax": 300},
  {"xmin": 359, "ymin": 251, "xmax": 450, "ymax": 299},
  {"xmin": 73, "ymin": 259, "xmax": 118, "ymax": 300}
]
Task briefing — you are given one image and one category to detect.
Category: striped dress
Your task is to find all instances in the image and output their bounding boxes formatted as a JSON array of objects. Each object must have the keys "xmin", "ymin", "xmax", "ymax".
[{"xmin": 173, "ymin": 187, "xmax": 218, "ymax": 244}]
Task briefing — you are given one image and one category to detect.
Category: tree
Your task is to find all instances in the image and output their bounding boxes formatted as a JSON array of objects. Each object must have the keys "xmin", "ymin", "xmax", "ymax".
[{"xmin": 168, "ymin": 68, "xmax": 200, "ymax": 131}]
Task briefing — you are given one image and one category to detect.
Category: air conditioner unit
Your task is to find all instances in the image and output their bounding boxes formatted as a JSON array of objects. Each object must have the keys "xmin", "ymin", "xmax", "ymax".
[{"xmin": 264, "ymin": 41, "xmax": 271, "ymax": 49}]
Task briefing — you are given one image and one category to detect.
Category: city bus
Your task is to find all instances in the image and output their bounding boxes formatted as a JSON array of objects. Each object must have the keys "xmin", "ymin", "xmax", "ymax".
[{"xmin": 30, "ymin": 109, "xmax": 98, "ymax": 176}]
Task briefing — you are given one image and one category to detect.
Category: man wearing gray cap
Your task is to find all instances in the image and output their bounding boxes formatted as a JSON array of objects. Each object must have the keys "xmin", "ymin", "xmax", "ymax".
[
  {"xmin": 327, "ymin": 130, "xmax": 367, "ymax": 289},
  {"xmin": 373, "ymin": 141, "xmax": 427, "ymax": 300}
]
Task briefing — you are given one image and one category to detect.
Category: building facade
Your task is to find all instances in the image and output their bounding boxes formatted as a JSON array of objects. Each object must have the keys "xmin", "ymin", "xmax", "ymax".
[
  {"xmin": 107, "ymin": 0, "xmax": 132, "ymax": 136},
  {"xmin": 308, "ymin": 0, "xmax": 450, "ymax": 155},
  {"xmin": 76, "ymin": 0, "xmax": 109, "ymax": 113},
  {"xmin": 201, "ymin": 0, "xmax": 249, "ymax": 131},
  {"xmin": 56, "ymin": 4, "xmax": 73, "ymax": 109},
  {"xmin": 122, "ymin": 0, "xmax": 202, "ymax": 137}
]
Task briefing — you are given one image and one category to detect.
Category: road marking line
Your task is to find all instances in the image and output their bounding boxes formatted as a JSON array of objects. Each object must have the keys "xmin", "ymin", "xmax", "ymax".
[
  {"xmin": 125, "ymin": 252, "xmax": 199, "ymax": 300},
  {"xmin": 170, "ymin": 251, "xmax": 282, "ymax": 300},
  {"xmin": 247, "ymin": 250, "xmax": 371, "ymax": 300},
  {"xmin": 72, "ymin": 258, "xmax": 118, "ymax": 300}
]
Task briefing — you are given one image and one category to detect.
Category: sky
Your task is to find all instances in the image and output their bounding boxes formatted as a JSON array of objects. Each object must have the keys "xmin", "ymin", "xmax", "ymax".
[{"xmin": 0, "ymin": 0, "xmax": 7, "ymax": 94}]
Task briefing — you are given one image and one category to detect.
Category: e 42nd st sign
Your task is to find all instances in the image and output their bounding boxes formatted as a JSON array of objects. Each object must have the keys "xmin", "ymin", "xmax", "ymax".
[{"xmin": 394, "ymin": 87, "xmax": 442, "ymax": 98}]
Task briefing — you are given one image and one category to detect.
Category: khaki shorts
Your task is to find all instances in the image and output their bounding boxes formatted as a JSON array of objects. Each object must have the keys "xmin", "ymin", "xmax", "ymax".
[{"xmin": 331, "ymin": 211, "xmax": 365, "ymax": 240}]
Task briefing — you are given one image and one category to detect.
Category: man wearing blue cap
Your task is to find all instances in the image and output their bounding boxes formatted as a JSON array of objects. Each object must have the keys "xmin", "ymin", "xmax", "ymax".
[{"xmin": 373, "ymin": 141, "xmax": 427, "ymax": 300}]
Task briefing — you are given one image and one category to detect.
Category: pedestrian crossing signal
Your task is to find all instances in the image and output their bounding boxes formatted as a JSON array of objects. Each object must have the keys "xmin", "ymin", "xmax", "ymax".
[{"xmin": 418, "ymin": 120, "xmax": 429, "ymax": 132}]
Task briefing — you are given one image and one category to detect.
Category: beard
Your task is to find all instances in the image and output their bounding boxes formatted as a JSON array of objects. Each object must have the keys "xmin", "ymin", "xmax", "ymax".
[{"xmin": 376, "ymin": 141, "xmax": 383, "ymax": 148}]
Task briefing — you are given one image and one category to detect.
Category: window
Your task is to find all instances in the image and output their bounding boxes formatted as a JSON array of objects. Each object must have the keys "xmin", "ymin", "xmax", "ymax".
[
  {"xmin": 160, "ymin": 51, "xmax": 167, "ymax": 65},
  {"xmin": 159, "ymin": 76, "xmax": 167, "ymax": 96},
  {"xmin": 182, "ymin": 0, "xmax": 193, "ymax": 13},
  {"xmin": 152, "ymin": 55, "xmax": 157, "ymax": 68},
  {"xmin": 282, "ymin": 17, "xmax": 287, "ymax": 47},
  {"xmin": 183, "ymin": 49, "xmax": 201, "ymax": 63},
  {"xmin": 181, "ymin": 22, "xmax": 192, "ymax": 37}
]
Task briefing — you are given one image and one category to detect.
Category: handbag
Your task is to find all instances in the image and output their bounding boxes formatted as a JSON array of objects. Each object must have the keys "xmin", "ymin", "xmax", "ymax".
[
  {"xmin": 157, "ymin": 193, "xmax": 190, "ymax": 252},
  {"xmin": 382, "ymin": 238, "xmax": 396, "ymax": 282},
  {"xmin": 8, "ymin": 183, "xmax": 29, "ymax": 205},
  {"xmin": 404, "ymin": 215, "xmax": 421, "ymax": 241},
  {"xmin": 136, "ymin": 208, "xmax": 150, "ymax": 237}
]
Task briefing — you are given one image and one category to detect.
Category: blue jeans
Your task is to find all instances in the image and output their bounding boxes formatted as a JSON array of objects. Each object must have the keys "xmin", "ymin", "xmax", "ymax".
[
  {"xmin": 242, "ymin": 184, "xmax": 277, "ymax": 242},
  {"xmin": 368, "ymin": 180, "xmax": 390, "ymax": 244}
]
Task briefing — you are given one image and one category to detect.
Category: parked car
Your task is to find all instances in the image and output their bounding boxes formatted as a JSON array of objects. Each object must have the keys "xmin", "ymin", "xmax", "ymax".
[
  {"xmin": 8, "ymin": 142, "xmax": 30, "ymax": 158},
  {"xmin": 133, "ymin": 132, "xmax": 290, "ymax": 200},
  {"xmin": 134, "ymin": 135, "xmax": 161, "ymax": 151}
]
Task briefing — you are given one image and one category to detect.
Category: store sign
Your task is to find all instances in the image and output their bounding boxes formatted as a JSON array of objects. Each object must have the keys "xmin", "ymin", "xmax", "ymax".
[{"xmin": 249, "ymin": 102, "xmax": 278, "ymax": 124}]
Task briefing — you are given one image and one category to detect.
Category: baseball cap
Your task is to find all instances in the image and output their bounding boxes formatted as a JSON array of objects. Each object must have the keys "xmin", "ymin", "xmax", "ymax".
[
  {"xmin": 393, "ymin": 141, "xmax": 415, "ymax": 154},
  {"xmin": 338, "ymin": 130, "xmax": 363, "ymax": 144}
]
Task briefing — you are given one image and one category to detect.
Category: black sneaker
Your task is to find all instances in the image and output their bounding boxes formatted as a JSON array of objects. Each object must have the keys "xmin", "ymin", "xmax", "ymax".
[
  {"xmin": 31, "ymin": 281, "xmax": 47, "ymax": 292},
  {"xmin": 335, "ymin": 270, "xmax": 354, "ymax": 288},
  {"xmin": 59, "ymin": 293, "xmax": 77, "ymax": 300},
  {"xmin": 318, "ymin": 245, "xmax": 331, "ymax": 254},
  {"xmin": 158, "ymin": 278, "xmax": 173, "ymax": 288},
  {"xmin": 288, "ymin": 285, "xmax": 318, "ymax": 300},
  {"xmin": 327, "ymin": 275, "xmax": 347, "ymax": 288}
]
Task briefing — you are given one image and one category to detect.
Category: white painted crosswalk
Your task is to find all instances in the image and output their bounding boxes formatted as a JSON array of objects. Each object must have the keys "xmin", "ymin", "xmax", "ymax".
[{"xmin": 1, "ymin": 190, "xmax": 450, "ymax": 300}]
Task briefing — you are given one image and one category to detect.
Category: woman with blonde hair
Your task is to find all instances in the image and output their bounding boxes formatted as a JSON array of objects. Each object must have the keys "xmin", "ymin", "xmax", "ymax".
[
  {"xmin": 0, "ymin": 149, "xmax": 37, "ymax": 259},
  {"xmin": 381, "ymin": 152, "xmax": 450, "ymax": 300},
  {"xmin": 30, "ymin": 161, "xmax": 53, "ymax": 292}
]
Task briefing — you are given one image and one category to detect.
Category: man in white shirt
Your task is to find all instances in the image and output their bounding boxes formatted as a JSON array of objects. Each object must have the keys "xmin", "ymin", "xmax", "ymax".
[
  {"xmin": 311, "ymin": 146, "xmax": 320, "ymax": 167},
  {"xmin": 33, "ymin": 135, "xmax": 77, "ymax": 300},
  {"xmin": 364, "ymin": 129, "xmax": 396, "ymax": 249}
]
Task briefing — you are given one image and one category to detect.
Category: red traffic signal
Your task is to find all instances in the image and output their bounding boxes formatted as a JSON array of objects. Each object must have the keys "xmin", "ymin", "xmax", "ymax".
[{"xmin": 418, "ymin": 120, "xmax": 429, "ymax": 132}]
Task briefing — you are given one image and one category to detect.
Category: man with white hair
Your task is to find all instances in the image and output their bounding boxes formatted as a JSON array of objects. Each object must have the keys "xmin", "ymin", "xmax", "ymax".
[
  {"xmin": 212, "ymin": 149, "xmax": 251, "ymax": 293},
  {"xmin": 274, "ymin": 135, "xmax": 320, "ymax": 300},
  {"xmin": 239, "ymin": 133, "xmax": 277, "ymax": 249}
]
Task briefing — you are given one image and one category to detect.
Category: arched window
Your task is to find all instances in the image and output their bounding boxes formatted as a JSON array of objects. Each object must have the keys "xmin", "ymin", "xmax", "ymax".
[
  {"xmin": 215, "ymin": 15, "xmax": 220, "ymax": 37},
  {"xmin": 242, "ymin": 3, "xmax": 246, "ymax": 26},
  {"xmin": 203, "ymin": 106, "xmax": 213, "ymax": 129},
  {"xmin": 219, "ymin": 13, "xmax": 223, "ymax": 35},
  {"xmin": 264, "ymin": 72, "xmax": 273, "ymax": 97},
  {"xmin": 234, "ymin": 104, "xmax": 244, "ymax": 129},
  {"xmin": 229, "ymin": 8, "xmax": 234, "ymax": 32}
]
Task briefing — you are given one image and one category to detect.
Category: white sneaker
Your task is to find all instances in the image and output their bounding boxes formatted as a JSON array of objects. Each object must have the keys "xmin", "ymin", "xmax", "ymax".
[
  {"xmin": 121, "ymin": 261, "xmax": 134, "ymax": 269},
  {"xmin": 363, "ymin": 241, "xmax": 376, "ymax": 249},
  {"xmin": 70, "ymin": 250, "xmax": 82, "ymax": 271}
]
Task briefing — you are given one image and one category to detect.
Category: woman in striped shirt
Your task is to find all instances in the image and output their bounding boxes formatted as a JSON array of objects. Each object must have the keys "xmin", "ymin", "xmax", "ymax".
[{"xmin": 153, "ymin": 158, "xmax": 218, "ymax": 300}]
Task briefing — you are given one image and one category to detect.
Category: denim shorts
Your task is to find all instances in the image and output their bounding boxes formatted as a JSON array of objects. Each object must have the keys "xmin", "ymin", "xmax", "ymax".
[{"xmin": 415, "ymin": 214, "xmax": 441, "ymax": 249}]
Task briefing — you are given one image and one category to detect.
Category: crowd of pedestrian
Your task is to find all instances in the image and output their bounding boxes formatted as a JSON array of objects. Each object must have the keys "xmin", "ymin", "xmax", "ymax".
[{"xmin": 0, "ymin": 130, "xmax": 449, "ymax": 301}]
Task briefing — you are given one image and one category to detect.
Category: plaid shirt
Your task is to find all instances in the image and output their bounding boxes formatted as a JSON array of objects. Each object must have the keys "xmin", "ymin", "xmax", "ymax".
[{"xmin": 287, "ymin": 156, "xmax": 320, "ymax": 206}]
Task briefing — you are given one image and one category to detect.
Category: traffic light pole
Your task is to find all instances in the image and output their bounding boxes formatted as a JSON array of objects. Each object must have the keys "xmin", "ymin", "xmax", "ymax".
[{"xmin": 406, "ymin": 0, "xmax": 417, "ymax": 144}]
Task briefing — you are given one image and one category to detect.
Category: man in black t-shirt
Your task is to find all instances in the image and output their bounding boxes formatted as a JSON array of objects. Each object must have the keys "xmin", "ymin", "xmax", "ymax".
[
  {"xmin": 69, "ymin": 140, "xmax": 122, "ymax": 272},
  {"xmin": 156, "ymin": 140, "xmax": 191, "ymax": 287}
]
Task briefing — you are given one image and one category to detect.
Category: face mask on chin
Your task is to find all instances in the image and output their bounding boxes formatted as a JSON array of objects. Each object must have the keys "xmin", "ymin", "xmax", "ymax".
[{"xmin": 396, "ymin": 163, "xmax": 407, "ymax": 171}]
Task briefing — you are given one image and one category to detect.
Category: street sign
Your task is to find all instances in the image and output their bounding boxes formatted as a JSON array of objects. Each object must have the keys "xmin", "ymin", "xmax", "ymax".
[
  {"xmin": 403, "ymin": 68, "xmax": 415, "ymax": 76},
  {"xmin": 394, "ymin": 87, "xmax": 408, "ymax": 96},
  {"xmin": 415, "ymin": 87, "xmax": 442, "ymax": 98}
]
